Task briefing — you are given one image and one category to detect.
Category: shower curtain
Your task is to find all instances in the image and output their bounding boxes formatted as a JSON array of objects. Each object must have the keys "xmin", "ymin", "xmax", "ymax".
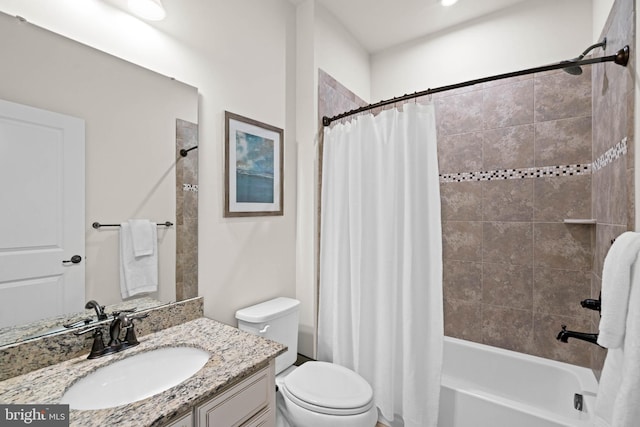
[{"xmin": 318, "ymin": 103, "xmax": 443, "ymax": 427}]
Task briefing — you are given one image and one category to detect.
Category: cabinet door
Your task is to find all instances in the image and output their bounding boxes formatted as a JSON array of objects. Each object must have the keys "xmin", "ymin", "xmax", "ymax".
[
  {"xmin": 165, "ymin": 412, "xmax": 193, "ymax": 427},
  {"xmin": 196, "ymin": 360, "xmax": 275, "ymax": 427},
  {"xmin": 242, "ymin": 408, "xmax": 272, "ymax": 427}
]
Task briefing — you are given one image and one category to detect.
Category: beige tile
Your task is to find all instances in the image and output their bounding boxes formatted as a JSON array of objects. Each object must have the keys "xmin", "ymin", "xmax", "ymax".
[
  {"xmin": 534, "ymin": 116, "xmax": 592, "ymax": 166},
  {"xmin": 440, "ymin": 181, "xmax": 482, "ymax": 221},
  {"xmin": 442, "ymin": 221, "xmax": 483, "ymax": 262},
  {"xmin": 443, "ymin": 260, "xmax": 482, "ymax": 302},
  {"xmin": 532, "ymin": 313, "xmax": 591, "ymax": 367},
  {"xmin": 533, "ymin": 223, "xmax": 592, "ymax": 271},
  {"xmin": 444, "ymin": 299, "xmax": 482, "ymax": 343},
  {"xmin": 483, "ymin": 80, "xmax": 534, "ymax": 130},
  {"xmin": 534, "ymin": 67, "xmax": 591, "ymax": 122},
  {"xmin": 533, "ymin": 267, "xmax": 591, "ymax": 318},
  {"xmin": 482, "ymin": 179, "xmax": 533, "ymax": 221},
  {"xmin": 482, "ymin": 74, "xmax": 533, "ymax": 90},
  {"xmin": 483, "ymin": 263, "xmax": 533, "ymax": 310},
  {"xmin": 534, "ymin": 175, "xmax": 591, "ymax": 222},
  {"xmin": 437, "ymin": 131, "xmax": 483, "ymax": 173},
  {"xmin": 482, "ymin": 124, "xmax": 534, "ymax": 170},
  {"xmin": 481, "ymin": 305, "xmax": 533, "ymax": 353},
  {"xmin": 435, "ymin": 91, "xmax": 484, "ymax": 136},
  {"xmin": 483, "ymin": 222, "xmax": 533, "ymax": 266}
]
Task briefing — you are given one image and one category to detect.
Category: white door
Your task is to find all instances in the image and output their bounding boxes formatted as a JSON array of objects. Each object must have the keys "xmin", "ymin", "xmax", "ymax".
[{"xmin": 0, "ymin": 99, "xmax": 85, "ymax": 328}]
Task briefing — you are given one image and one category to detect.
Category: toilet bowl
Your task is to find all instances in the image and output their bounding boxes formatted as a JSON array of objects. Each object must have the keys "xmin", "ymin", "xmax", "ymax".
[
  {"xmin": 277, "ymin": 362, "xmax": 377, "ymax": 427},
  {"xmin": 236, "ymin": 297, "xmax": 377, "ymax": 427}
]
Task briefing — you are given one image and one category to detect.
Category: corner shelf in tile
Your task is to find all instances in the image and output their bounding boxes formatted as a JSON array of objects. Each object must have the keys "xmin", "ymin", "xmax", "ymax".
[{"xmin": 563, "ymin": 219, "xmax": 597, "ymax": 224}]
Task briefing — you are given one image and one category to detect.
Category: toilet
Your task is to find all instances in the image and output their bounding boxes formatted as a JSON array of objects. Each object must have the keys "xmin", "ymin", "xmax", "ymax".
[{"xmin": 236, "ymin": 297, "xmax": 378, "ymax": 427}]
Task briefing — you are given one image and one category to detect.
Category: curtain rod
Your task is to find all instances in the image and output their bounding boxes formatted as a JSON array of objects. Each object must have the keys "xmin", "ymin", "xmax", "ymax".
[{"xmin": 322, "ymin": 45, "xmax": 630, "ymax": 127}]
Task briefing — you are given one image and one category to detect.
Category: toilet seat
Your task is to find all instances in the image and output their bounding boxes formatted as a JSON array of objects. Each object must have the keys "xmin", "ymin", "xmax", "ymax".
[{"xmin": 282, "ymin": 361, "xmax": 374, "ymax": 416}]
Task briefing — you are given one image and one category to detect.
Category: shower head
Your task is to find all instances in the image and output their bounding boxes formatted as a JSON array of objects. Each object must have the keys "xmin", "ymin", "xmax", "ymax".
[
  {"xmin": 562, "ymin": 38, "xmax": 607, "ymax": 75},
  {"xmin": 562, "ymin": 61, "xmax": 584, "ymax": 76}
]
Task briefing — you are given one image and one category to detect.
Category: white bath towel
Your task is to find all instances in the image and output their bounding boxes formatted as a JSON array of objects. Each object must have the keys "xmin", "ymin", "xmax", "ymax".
[
  {"xmin": 598, "ymin": 232, "xmax": 640, "ymax": 348},
  {"xmin": 128, "ymin": 219, "xmax": 154, "ymax": 257},
  {"xmin": 594, "ymin": 232, "xmax": 640, "ymax": 427},
  {"xmin": 119, "ymin": 221, "xmax": 158, "ymax": 299}
]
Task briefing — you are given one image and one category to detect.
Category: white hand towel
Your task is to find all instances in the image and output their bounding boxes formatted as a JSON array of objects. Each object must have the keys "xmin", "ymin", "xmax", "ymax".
[
  {"xmin": 611, "ymin": 274, "xmax": 640, "ymax": 426},
  {"xmin": 128, "ymin": 219, "xmax": 154, "ymax": 257},
  {"xmin": 119, "ymin": 222, "xmax": 158, "ymax": 299},
  {"xmin": 594, "ymin": 233, "xmax": 640, "ymax": 427},
  {"xmin": 598, "ymin": 232, "xmax": 640, "ymax": 348}
]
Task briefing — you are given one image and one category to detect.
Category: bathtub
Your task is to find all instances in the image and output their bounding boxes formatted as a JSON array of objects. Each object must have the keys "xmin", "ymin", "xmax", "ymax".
[{"xmin": 438, "ymin": 337, "xmax": 598, "ymax": 427}]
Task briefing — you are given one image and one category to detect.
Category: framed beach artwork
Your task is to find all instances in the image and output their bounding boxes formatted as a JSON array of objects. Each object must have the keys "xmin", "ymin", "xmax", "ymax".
[{"xmin": 224, "ymin": 111, "xmax": 284, "ymax": 217}]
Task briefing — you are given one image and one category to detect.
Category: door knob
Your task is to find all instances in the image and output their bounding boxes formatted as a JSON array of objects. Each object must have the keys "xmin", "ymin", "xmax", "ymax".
[{"xmin": 62, "ymin": 255, "xmax": 82, "ymax": 264}]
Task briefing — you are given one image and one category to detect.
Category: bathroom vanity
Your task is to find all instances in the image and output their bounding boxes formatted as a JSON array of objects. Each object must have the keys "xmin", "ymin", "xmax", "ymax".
[
  {"xmin": 172, "ymin": 363, "xmax": 275, "ymax": 427},
  {"xmin": 0, "ymin": 317, "xmax": 285, "ymax": 426}
]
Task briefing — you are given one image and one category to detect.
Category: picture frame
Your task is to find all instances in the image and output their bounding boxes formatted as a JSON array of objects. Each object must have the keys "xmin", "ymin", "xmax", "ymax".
[{"xmin": 224, "ymin": 111, "xmax": 284, "ymax": 217}]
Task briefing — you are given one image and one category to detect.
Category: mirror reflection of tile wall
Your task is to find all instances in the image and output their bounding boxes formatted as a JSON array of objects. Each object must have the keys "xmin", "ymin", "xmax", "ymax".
[{"xmin": 176, "ymin": 119, "xmax": 199, "ymax": 300}]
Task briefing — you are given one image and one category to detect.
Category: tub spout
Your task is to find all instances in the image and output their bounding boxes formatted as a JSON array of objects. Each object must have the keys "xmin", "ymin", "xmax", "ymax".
[{"xmin": 556, "ymin": 325, "xmax": 600, "ymax": 346}]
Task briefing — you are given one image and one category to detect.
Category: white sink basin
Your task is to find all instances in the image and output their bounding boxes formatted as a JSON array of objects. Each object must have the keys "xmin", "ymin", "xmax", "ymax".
[{"xmin": 60, "ymin": 346, "xmax": 210, "ymax": 410}]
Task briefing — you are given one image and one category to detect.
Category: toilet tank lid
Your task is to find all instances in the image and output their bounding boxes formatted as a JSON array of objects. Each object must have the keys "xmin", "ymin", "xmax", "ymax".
[{"xmin": 235, "ymin": 297, "xmax": 300, "ymax": 323}]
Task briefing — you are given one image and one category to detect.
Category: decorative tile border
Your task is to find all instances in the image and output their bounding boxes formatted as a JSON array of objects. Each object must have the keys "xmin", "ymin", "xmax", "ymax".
[
  {"xmin": 440, "ymin": 137, "xmax": 627, "ymax": 183},
  {"xmin": 592, "ymin": 137, "xmax": 627, "ymax": 172},
  {"xmin": 183, "ymin": 183, "xmax": 198, "ymax": 192},
  {"xmin": 440, "ymin": 164, "xmax": 591, "ymax": 183}
]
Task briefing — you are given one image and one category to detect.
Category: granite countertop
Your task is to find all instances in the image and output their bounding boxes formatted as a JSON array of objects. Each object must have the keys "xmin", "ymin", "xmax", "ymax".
[{"xmin": 0, "ymin": 317, "xmax": 286, "ymax": 426}]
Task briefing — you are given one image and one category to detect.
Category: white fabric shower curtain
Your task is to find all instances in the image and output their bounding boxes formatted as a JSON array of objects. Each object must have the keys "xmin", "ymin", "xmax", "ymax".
[{"xmin": 318, "ymin": 103, "xmax": 443, "ymax": 427}]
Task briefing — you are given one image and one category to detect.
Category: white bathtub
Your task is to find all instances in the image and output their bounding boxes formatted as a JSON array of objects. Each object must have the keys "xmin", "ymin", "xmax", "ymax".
[{"xmin": 438, "ymin": 337, "xmax": 598, "ymax": 427}]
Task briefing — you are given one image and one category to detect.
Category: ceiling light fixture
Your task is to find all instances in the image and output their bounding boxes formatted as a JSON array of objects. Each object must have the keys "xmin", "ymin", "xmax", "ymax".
[
  {"xmin": 128, "ymin": 0, "xmax": 166, "ymax": 21},
  {"xmin": 441, "ymin": 0, "xmax": 458, "ymax": 6}
]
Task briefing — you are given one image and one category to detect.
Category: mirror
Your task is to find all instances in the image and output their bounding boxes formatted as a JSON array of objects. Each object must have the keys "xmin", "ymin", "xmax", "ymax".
[{"xmin": 0, "ymin": 13, "xmax": 198, "ymax": 346}]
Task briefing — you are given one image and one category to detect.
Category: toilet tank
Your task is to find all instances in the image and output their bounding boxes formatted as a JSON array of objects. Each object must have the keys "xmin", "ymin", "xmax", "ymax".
[{"xmin": 235, "ymin": 297, "xmax": 300, "ymax": 375}]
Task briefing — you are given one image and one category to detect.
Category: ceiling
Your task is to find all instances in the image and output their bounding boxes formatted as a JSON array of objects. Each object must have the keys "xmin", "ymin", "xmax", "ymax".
[{"xmin": 300, "ymin": 0, "xmax": 530, "ymax": 53}]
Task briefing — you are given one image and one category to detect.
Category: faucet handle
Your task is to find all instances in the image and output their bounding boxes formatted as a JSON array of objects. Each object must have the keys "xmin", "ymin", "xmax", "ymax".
[
  {"xmin": 122, "ymin": 313, "xmax": 148, "ymax": 346},
  {"xmin": 580, "ymin": 298, "xmax": 601, "ymax": 312},
  {"xmin": 128, "ymin": 312, "xmax": 149, "ymax": 320},
  {"xmin": 75, "ymin": 327, "xmax": 109, "ymax": 359},
  {"xmin": 74, "ymin": 326, "xmax": 100, "ymax": 336}
]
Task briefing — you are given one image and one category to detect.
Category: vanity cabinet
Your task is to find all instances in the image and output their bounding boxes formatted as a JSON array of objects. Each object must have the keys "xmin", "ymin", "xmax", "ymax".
[
  {"xmin": 196, "ymin": 361, "xmax": 275, "ymax": 427},
  {"xmin": 163, "ymin": 360, "xmax": 276, "ymax": 427}
]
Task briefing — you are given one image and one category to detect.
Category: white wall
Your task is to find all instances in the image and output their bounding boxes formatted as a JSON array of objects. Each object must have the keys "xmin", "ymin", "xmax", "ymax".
[
  {"xmin": 295, "ymin": 0, "xmax": 317, "ymax": 357},
  {"xmin": 371, "ymin": 0, "xmax": 593, "ymax": 101},
  {"xmin": 293, "ymin": 0, "xmax": 371, "ymax": 357},
  {"xmin": 0, "ymin": 0, "xmax": 298, "ymax": 327},
  {"xmin": 315, "ymin": 3, "xmax": 371, "ymax": 102},
  {"xmin": 593, "ymin": 0, "xmax": 616, "ymax": 42}
]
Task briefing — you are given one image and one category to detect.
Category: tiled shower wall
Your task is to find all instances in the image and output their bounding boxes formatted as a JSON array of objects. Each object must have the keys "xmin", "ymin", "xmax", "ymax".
[
  {"xmin": 437, "ymin": 72, "xmax": 595, "ymax": 367},
  {"xmin": 590, "ymin": 0, "xmax": 635, "ymax": 374},
  {"xmin": 318, "ymin": 69, "xmax": 595, "ymax": 367},
  {"xmin": 318, "ymin": 0, "xmax": 635, "ymax": 368}
]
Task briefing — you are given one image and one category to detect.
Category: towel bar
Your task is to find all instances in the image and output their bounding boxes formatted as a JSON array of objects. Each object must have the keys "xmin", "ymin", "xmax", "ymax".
[{"xmin": 92, "ymin": 221, "xmax": 173, "ymax": 229}]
